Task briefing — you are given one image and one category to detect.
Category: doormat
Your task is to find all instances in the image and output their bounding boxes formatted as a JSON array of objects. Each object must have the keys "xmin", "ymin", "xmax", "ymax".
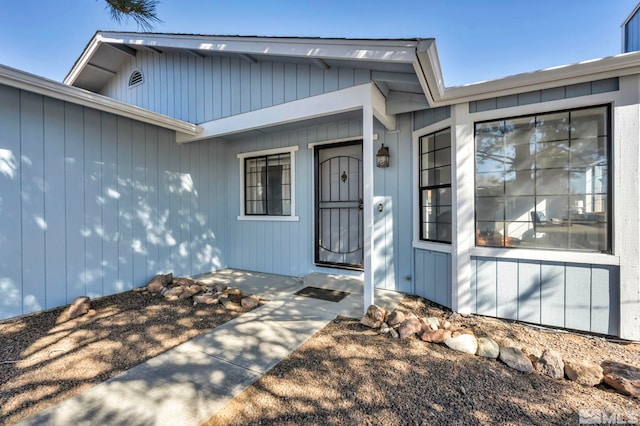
[{"xmin": 294, "ymin": 286, "xmax": 350, "ymax": 303}]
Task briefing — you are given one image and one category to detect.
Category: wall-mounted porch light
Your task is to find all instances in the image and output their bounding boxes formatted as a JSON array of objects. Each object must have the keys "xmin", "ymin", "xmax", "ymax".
[{"xmin": 376, "ymin": 144, "xmax": 390, "ymax": 168}]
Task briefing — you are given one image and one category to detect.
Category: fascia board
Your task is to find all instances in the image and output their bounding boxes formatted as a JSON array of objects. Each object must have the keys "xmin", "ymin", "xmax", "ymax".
[
  {"xmin": 439, "ymin": 52, "xmax": 640, "ymax": 105},
  {"xmin": 97, "ymin": 32, "xmax": 419, "ymax": 62},
  {"xmin": 177, "ymin": 83, "xmax": 375, "ymax": 143},
  {"xmin": 64, "ymin": 33, "xmax": 103, "ymax": 86},
  {"xmin": 0, "ymin": 64, "xmax": 201, "ymax": 136}
]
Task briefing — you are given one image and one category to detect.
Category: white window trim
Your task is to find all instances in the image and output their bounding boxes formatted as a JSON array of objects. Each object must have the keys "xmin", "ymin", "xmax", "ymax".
[
  {"xmin": 412, "ymin": 118, "xmax": 452, "ymax": 253},
  {"xmin": 237, "ymin": 145, "xmax": 300, "ymax": 222}
]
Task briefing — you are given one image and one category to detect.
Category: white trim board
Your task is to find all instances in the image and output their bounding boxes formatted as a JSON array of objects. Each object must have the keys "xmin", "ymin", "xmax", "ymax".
[
  {"xmin": 0, "ymin": 64, "xmax": 201, "ymax": 136},
  {"xmin": 178, "ymin": 83, "xmax": 394, "ymax": 143}
]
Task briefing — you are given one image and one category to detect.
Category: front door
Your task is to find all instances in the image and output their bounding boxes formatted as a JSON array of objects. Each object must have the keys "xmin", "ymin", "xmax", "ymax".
[{"xmin": 314, "ymin": 142, "xmax": 363, "ymax": 270}]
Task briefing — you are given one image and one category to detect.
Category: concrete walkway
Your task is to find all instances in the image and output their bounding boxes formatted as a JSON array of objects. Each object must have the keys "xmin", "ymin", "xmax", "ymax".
[{"xmin": 19, "ymin": 270, "xmax": 403, "ymax": 426}]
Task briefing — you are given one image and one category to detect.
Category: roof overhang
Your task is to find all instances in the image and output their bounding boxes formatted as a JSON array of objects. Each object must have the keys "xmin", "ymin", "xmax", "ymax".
[{"xmin": 0, "ymin": 64, "xmax": 201, "ymax": 136}]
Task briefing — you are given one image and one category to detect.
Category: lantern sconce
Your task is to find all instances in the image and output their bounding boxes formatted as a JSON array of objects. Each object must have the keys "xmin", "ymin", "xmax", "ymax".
[{"xmin": 376, "ymin": 144, "xmax": 390, "ymax": 168}]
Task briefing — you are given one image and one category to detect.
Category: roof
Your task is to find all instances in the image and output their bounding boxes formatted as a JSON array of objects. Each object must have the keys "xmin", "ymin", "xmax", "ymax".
[
  {"xmin": 65, "ymin": 31, "xmax": 640, "ymax": 111},
  {"xmin": 64, "ymin": 31, "xmax": 437, "ymax": 108},
  {"xmin": 0, "ymin": 64, "xmax": 201, "ymax": 136}
]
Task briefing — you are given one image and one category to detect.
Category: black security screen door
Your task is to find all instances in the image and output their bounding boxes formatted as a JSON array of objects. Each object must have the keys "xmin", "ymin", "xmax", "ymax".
[{"xmin": 315, "ymin": 142, "xmax": 363, "ymax": 270}]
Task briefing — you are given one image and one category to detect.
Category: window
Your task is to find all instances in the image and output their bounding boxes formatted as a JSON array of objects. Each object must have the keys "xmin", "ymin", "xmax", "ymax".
[
  {"xmin": 475, "ymin": 105, "xmax": 610, "ymax": 252},
  {"xmin": 419, "ymin": 128, "xmax": 452, "ymax": 243},
  {"xmin": 238, "ymin": 146, "xmax": 298, "ymax": 220}
]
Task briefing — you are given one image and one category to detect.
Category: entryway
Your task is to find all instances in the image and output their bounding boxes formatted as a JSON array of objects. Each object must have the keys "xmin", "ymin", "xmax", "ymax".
[{"xmin": 314, "ymin": 142, "xmax": 364, "ymax": 270}]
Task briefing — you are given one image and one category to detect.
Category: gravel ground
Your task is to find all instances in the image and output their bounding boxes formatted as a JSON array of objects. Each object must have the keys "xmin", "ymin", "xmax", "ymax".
[
  {"xmin": 2, "ymin": 293, "xmax": 639, "ymax": 426},
  {"xmin": 0, "ymin": 290, "xmax": 244, "ymax": 425},
  {"xmin": 205, "ymin": 295, "xmax": 640, "ymax": 426}
]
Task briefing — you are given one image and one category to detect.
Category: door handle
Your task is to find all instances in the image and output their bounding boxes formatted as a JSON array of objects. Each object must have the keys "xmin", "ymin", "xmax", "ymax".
[{"xmin": 359, "ymin": 198, "xmax": 363, "ymax": 210}]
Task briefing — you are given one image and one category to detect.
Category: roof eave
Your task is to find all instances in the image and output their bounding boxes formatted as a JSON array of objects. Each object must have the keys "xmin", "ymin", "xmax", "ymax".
[{"xmin": 1, "ymin": 64, "xmax": 202, "ymax": 136}]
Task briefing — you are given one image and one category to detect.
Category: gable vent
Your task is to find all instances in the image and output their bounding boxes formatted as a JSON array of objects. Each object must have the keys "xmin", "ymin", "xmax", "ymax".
[{"xmin": 128, "ymin": 70, "xmax": 144, "ymax": 87}]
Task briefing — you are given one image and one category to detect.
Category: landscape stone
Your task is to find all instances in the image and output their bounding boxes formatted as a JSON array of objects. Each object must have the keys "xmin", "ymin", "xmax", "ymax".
[
  {"xmin": 360, "ymin": 304, "xmax": 387, "ymax": 329},
  {"xmin": 535, "ymin": 349, "xmax": 564, "ymax": 379},
  {"xmin": 146, "ymin": 274, "xmax": 170, "ymax": 294},
  {"xmin": 421, "ymin": 328, "xmax": 451, "ymax": 343},
  {"xmin": 423, "ymin": 317, "xmax": 440, "ymax": 331},
  {"xmin": 173, "ymin": 277, "xmax": 195, "ymax": 287},
  {"xmin": 565, "ymin": 359, "xmax": 603, "ymax": 386},
  {"xmin": 602, "ymin": 360, "xmax": 640, "ymax": 397},
  {"xmin": 67, "ymin": 296, "xmax": 91, "ymax": 320},
  {"xmin": 444, "ymin": 334, "xmax": 478, "ymax": 355},
  {"xmin": 476, "ymin": 337, "xmax": 499, "ymax": 359},
  {"xmin": 212, "ymin": 282, "xmax": 228, "ymax": 293},
  {"xmin": 399, "ymin": 318, "xmax": 422, "ymax": 339},
  {"xmin": 380, "ymin": 323, "xmax": 390, "ymax": 334},
  {"xmin": 193, "ymin": 294, "xmax": 219, "ymax": 305},
  {"xmin": 163, "ymin": 286, "xmax": 184, "ymax": 298},
  {"xmin": 386, "ymin": 310, "xmax": 405, "ymax": 327},
  {"xmin": 440, "ymin": 320, "xmax": 452, "ymax": 330},
  {"xmin": 180, "ymin": 284, "xmax": 205, "ymax": 299},
  {"xmin": 389, "ymin": 328, "xmax": 399, "ymax": 338},
  {"xmin": 241, "ymin": 294, "xmax": 260, "ymax": 309},
  {"xmin": 499, "ymin": 347, "xmax": 534, "ymax": 373}
]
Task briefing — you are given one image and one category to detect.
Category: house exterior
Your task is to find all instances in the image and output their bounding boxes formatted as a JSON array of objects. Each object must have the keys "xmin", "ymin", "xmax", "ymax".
[{"xmin": 1, "ymin": 30, "xmax": 640, "ymax": 341}]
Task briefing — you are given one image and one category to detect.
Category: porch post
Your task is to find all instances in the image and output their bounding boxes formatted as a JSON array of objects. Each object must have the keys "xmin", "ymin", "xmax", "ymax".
[{"xmin": 363, "ymin": 104, "xmax": 375, "ymax": 312}]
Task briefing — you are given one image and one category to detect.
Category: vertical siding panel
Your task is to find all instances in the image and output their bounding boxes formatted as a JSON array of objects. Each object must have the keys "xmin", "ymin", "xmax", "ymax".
[
  {"xmin": 157, "ymin": 132, "xmax": 172, "ymax": 273},
  {"xmin": 496, "ymin": 259, "xmax": 518, "ymax": 320},
  {"xmin": 518, "ymin": 260, "xmax": 541, "ymax": 324},
  {"xmin": 434, "ymin": 253, "xmax": 449, "ymax": 307},
  {"xmin": 221, "ymin": 57, "xmax": 231, "ymax": 117},
  {"xmin": 272, "ymin": 62, "xmax": 285, "ymax": 105},
  {"xmin": 83, "ymin": 108, "xmax": 104, "ymax": 298},
  {"xmin": 250, "ymin": 62, "xmax": 262, "ymax": 111},
  {"xmin": 65, "ymin": 103, "xmax": 86, "ymax": 302},
  {"xmin": 309, "ymin": 66, "xmax": 324, "ymax": 96},
  {"xmin": 260, "ymin": 62, "xmax": 273, "ymax": 109},
  {"xmin": 181, "ymin": 54, "xmax": 190, "ymax": 121},
  {"xmin": 20, "ymin": 91, "xmax": 46, "ymax": 314},
  {"xmin": 169, "ymin": 141, "xmax": 181, "ymax": 274},
  {"xmin": 230, "ymin": 59, "xmax": 241, "ymax": 116},
  {"xmin": 43, "ymin": 98, "xmax": 67, "ymax": 310},
  {"xmin": 212, "ymin": 56, "xmax": 222, "ymax": 120},
  {"xmin": 396, "ymin": 115, "xmax": 413, "ymax": 294},
  {"xmin": 132, "ymin": 123, "xmax": 147, "ymax": 286},
  {"xmin": 196, "ymin": 142, "xmax": 209, "ymax": 272},
  {"xmin": 296, "ymin": 64, "xmax": 310, "ymax": 99},
  {"xmin": 194, "ymin": 55, "xmax": 203, "ymax": 123},
  {"xmin": 284, "ymin": 63, "xmax": 297, "ymax": 102},
  {"xmin": 475, "ymin": 258, "xmax": 497, "ymax": 316},
  {"xmin": 470, "ymin": 257, "xmax": 477, "ymax": 312},
  {"xmin": 203, "ymin": 57, "xmax": 213, "ymax": 122},
  {"xmin": 180, "ymin": 145, "xmax": 192, "ymax": 274},
  {"xmin": 324, "ymin": 67, "xmax": 339, "ymax": 92},
  {"xmin": 540, "ymin": 263, "xmax": 566, "ymax": 328},
  {"xmin": 146, "ymin": 125, "xmax": 159, "ymax": 277},
  {"xmin": 101, "ymin": 113, "xmax": 119, "ymax": 295},
  {"xmin": 0, "ymin": 122, "xmax": 16, "ymax": 327},
  {"xmin": 166, "ymin": 53, "xmax": 175, "ymax": 119},
  {"xmin": 240, "ymin": 61, "xmax": 251, "ymax": 113},
  {"xmin": 565, "ymin": 264, "xmax": 591, "ymax": 331},
  {"xmin": 338, "ymin": 68, "xmax": 354, "ymax": 89},
  {"xmin": 117, "ymin": 117, "xmax": 133, "ymax": 290},
  {"xmin": 591, "ymin": 266, "xmax": 616, "ymax": 335},
  {"xmin": 154, "ymin": 52, "xmax": 163, "ymax": 116},
  {"xmin": 354, "ymin": 69, "xmax": 370, "ymax": 85},
  {"xmin": 414, "ymin": 250, "xmax": 425, "ymax": 298}
]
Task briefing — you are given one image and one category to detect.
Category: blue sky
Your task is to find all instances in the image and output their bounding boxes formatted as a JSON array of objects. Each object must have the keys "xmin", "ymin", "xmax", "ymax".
[{"xmin": 0, "ymin": 0, "xmax": 637, "ymax": 87}]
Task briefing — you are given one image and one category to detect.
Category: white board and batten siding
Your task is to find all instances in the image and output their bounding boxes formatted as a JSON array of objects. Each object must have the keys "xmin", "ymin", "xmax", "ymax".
[
  {"xmin": 0, "ymin": 83, "xmax": 228, "ymax": 320},
  {"xmin": 470, "ymin": 257, "xmax": 619, "ymax": 336},
  {"xmin": 101, "ymin": 51, "xmax": 371, "ymax": 124}
]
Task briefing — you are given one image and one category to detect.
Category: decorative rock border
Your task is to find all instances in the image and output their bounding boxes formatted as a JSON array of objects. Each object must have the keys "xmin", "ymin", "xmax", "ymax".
[{"xmin": 361, "ymin": 304, "xmax": 640, "ymax": 399}]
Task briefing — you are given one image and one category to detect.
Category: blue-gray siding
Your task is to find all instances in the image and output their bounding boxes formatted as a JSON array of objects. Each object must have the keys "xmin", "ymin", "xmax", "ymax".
[
  {"xmin": 222, "ymin": 115, "xmax": 413, "ymax": 293},
  {"xmin": 468, "ymin": 78, "xmax": 619, "ymax": 113},
  {"xmin": 470, "ymin": 256, "xmax": 619, "ymax": 335},
  {"xmin": 101, "ymin": 51, "xmax": 371, "ymax": 124},
  {"xmin": 413, "ymin": 106, "xmax": 451, "ymax": 130},
  {"xmin": 0, "ymin": 84, "xmax": 227, "ymax": 320},
  {"xmin": 625, "ymin": 9, "xmax": 640, "ymax": 52},
  {"xmin": 413, "ymin": 249, "xmax": 452, "ymax": 308}
]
